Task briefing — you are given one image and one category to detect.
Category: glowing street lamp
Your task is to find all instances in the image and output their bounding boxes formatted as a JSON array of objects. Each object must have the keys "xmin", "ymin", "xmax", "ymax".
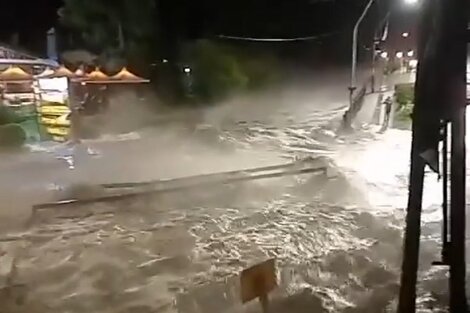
[
  {"xmin": 380, "ymin": 51, "xmax": 389, "ymax": 59},
  {"xmin": 402, "ymin": 32, "xmax": 410, "ymax": 38},
  {"xmin": 407, "ymin": 50, "xmax": 415, "ymax": 57},
  {"xmin": 349, "ymin": 0, "xmax": 420, "ymax": 104},
  {"xmin": 396, "ymin": 52, "xmax": 404, "ymax": 59}
]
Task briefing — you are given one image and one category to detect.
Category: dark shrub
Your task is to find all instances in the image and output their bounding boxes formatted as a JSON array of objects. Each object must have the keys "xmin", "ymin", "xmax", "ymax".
[
  {"xmin": 0, "ymin": 124, "xmax": 27, "ymax": 148},
  {"xmin": 0, "ymin": 106, "xmax": 26, "ymax": 125},
  {"xmin": 395, "ymin": 83, "xmax": 414, "ymax": 109}
]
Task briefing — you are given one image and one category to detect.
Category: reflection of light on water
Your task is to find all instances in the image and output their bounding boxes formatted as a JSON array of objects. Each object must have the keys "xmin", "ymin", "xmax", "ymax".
[
  {"xmin": 335, "ymin": 106, "xmax": 470, "ymax": 221},
  {"xmin": 333, "ymin": 127, "xmax": 444, "ymax": 222}
]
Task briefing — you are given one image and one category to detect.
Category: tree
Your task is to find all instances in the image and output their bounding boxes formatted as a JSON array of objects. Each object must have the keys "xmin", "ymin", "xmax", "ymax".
[
  {"xmin": 182, "ymin": 40, "xmax": 282, "ymax": 103},
  {"xmin": 185, "ymin": 40, "xmax": 248, "ymax": 102},
  {"xmin": 59, "ymin": 0, "xmax": 157, "ymax": 70}
]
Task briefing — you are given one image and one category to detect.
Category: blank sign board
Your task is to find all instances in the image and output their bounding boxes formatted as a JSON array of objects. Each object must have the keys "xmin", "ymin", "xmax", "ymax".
[{"xmin": 240, "ymin": 258, "xmax": 277, "ymax": 304}]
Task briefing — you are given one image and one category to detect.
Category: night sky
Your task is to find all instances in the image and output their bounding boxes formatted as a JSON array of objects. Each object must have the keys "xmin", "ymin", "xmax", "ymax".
[
  {"xmin": 0, "ymin": 0, "xmax": 415, "ymax": 59},
  {"xmin": 0, "ymin": 0, "xmax": 63, "ymax": 45},
  {"xmin": 0, "ymin": 1, "xmax": 373, "ymax": 41}
]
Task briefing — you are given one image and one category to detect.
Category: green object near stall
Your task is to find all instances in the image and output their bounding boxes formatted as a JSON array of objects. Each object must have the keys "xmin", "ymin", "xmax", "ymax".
[
  {"xmin": 19, "ymin": 115, "xmax": 49, "ymax": 143},
  {"xmin": 7, "ymin": 105, "xmax": 49, "ymax": 143}
]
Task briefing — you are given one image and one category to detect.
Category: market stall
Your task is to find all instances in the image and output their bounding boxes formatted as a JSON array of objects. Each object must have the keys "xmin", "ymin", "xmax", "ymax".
[
  {"xmin": 0, "ymin": 66, "xmax": 35, "ymax": 109},
  {"xmin": 72, "ymin": 67, "xmax": 149, "ymax": 134},
  {"xmin": 0, "ymin": 65, "xmax": 151, "ymax": 143},
  {"xmin": 0, "ymin": 66, "xmax": 42, "ymax": 142}
]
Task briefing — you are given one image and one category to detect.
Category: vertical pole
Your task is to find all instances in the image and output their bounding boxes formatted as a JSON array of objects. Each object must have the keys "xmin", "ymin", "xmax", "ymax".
[
  {"xmin": 449, "ymin": 107, "xmax": 467, "ymax": 312},
  {"xmin": 397, "ymin": 120, "xmax": 426, "ymax": 313},
  {"xmin": 259, "ymin": 295, "xmax": 269, "ymax": 313},
  {"xmin": 442, "ymin": 122, "xmax": 449, "ymax": 262},
  {"xmin": 118, "ymin": 21, "xmax": 125, "ymax": 50},
  {"xmin": 350, "ymin": 0, "xmax": 376, "ymax": 105},
  {"xmin": 351, "ymin": 24, "xmax": 359, "ymax": 97},
  {"xmin": 448, "ymin": 0, "xmax": 468, "ymax": 310},
  {"xmin": 397, "ymin": 0, "xmax": 430, "ymax": 309},
  {"xmin": 371, "ymin": 12, "xmax": 389, "ymax": 94},
  {"xmin": 371, "ymin": 44, "xmax": 376, "ymax": 93},
  {"xmin": 68, "ymin": 78, "xmax": 79, "ymax": 143}
]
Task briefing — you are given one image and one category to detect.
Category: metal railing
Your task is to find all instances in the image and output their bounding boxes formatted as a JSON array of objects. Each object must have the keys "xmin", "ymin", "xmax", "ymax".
[{"xmin": 31, "ymin": 157, "xmax": 329, "ymax": 213}]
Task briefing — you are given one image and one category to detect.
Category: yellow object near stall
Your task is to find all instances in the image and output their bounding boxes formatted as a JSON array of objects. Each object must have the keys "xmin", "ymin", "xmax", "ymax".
[{"xmin": 36, "ymin": 66, "xmax": 75, "ymax": 141}]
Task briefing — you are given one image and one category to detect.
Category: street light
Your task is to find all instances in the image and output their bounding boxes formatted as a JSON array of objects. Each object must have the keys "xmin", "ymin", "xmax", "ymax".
[
  {"xmin": 407, "ymin": 50, "xmax": 414, "ymax": 57},
  {"xmin": 349, "ymin": 0, "xmax": 419, "ymax": 104},
  {"xmin": 349, "ymin": 0, "xmax": 375, "ymax": 103},
  {"xmin": 380, "ymin": 51, "xmax": 389, "ymax": 59},
  {"xmin": 402, "ymin": 32, "xmax": 410, "ymax": 38},
  {"xmin": 396, "ymin": 51, "xmax": 404, "ymax": 59}
]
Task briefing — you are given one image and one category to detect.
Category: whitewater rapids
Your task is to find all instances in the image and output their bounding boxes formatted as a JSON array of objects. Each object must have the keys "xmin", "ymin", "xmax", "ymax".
[{"xmin": 0, "ymin": 82, "xmax": 463, "ymax": 313}]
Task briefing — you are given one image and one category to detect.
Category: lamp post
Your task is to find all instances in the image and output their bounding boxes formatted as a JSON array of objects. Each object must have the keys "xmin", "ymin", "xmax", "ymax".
[
  {"xmin": 371, "ymin": 12, "xmax": 390, "ymax": 93},
  {"xmin": 349, "ymin": 0, "xmax": 420, "ymax": 104},
  {"xmin": 349, "ymin": 0, "xmax": 375, "ymax": 105}
]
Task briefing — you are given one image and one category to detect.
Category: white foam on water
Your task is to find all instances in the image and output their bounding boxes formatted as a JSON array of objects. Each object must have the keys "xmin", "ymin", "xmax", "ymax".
[{"xmin": 1, "ymin": 83, "xmax": 468, "ymax": 313}]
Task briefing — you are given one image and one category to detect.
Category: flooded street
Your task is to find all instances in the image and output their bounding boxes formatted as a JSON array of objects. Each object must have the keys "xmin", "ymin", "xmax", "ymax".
[{"xmin": 0, "ymin": 75, "xmax": 458, "ymax": 313}]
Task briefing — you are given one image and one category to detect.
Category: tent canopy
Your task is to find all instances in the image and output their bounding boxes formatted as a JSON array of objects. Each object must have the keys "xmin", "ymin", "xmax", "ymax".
[
  {"xmin": 44, "ymin": 65, "xmax": 77, "ymax": 79},
  {"xmin": 74, "ymin": 67, "xmax": 149, "ymax": 84},
  {"xmin": 111, "ymin": 67, "xmax": 149, "ymax": 83},
  {"xmin": 75, "ymin": 68, "xmax": 85, "ymax": 76},
  {"xmin": 0, "ymin": 66, "xmax": 33, "ymax": 82},
  {"xmin": 36, "ymin": 67, "xmax": 55, "ymax": 78},
  {"xmin": 86, "ymin": 68, "xmax": 110, "ymax": 81},
  {"xmin": 72, "ymin": 67, "xmax": 110, "ymax": 84}
]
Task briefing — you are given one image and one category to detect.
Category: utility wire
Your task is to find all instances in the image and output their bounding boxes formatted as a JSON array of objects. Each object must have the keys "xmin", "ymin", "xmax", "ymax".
[{"xmin": 217, "ymin": 31, "xmax": 338, "ymax": 42}]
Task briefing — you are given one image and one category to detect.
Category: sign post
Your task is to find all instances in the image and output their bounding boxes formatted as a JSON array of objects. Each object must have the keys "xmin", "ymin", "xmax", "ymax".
[{"xmin": 240, "ymin": 259, "xmax": 277, "ymax": 313}]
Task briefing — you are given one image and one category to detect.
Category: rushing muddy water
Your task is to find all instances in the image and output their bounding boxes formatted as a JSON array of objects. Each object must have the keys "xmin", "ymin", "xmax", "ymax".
[{"xmin": 0, "ymin": 77, "xmax": 464, "ymax": 313}]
